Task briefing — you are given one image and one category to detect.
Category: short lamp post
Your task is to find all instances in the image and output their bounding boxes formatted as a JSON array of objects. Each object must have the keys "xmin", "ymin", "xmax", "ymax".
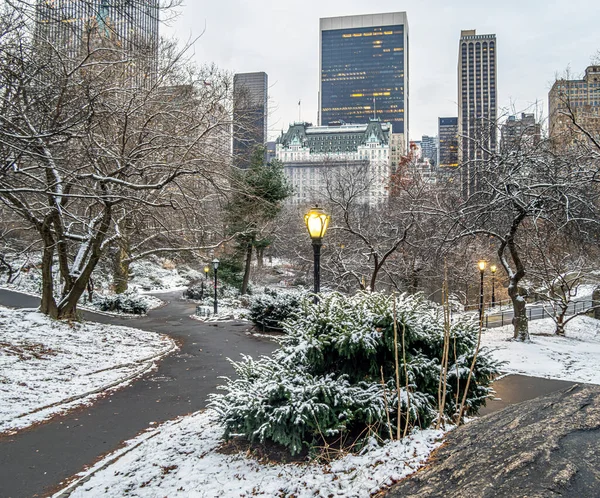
[
  {"xmin": 304, "ymin": 205, "xmax": 330, "ymax": 303},
  {"xmin": 212, "ymin": 258, "xmax": 220, "ymax": 315},
  {"xmin": 204, "ymin": 265, "xmax": 209, "ymax": 280},
  {"xmin": 478, "ymin": 260, "xmax": 486, "ymax": 323},
  {"xmin": 490, "ymin": 264, "xmax": 497, "ymax": 308}
]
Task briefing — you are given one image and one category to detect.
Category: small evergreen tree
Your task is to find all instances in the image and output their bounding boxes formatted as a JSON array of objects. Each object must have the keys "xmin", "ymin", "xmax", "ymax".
[{"xmin": 225, "ymin": 146, "xmax": 291, "ymax": 294}]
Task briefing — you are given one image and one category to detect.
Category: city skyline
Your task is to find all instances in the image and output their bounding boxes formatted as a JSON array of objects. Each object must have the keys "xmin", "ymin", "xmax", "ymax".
[{"xmin": 167, "ymin": 1, "xmax": 599, "ymax": 140}]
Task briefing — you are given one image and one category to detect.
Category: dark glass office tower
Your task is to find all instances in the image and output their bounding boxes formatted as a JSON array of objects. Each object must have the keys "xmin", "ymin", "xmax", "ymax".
[
  {"xmin": 319, "ymin": 13, "xmax": 409, "ymax": 151},
  {"xmin": 233, "ymin": 72, "xmax": 268, "ymax": 169},
  {"xmin": 438, "ymin": 117, "xmax": 459, "ymax": 168}
]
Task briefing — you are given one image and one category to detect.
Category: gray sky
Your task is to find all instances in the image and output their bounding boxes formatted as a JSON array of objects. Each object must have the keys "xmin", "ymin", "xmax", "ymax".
[{"xmin": 166, "ymin": 0, "xmax": 600, "ymax": 140}]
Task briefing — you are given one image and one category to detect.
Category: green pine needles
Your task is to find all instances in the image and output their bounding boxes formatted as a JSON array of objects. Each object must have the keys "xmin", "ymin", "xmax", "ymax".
[{"xmin": 209, "ymin": 292, "xmax": 500, "ymax": 455}]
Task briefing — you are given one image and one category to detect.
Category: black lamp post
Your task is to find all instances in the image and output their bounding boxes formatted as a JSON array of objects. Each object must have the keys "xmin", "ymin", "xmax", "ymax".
[
  {"xmin": 304, "ymin": 205, "xmax": 330, "ymax": 304},
  {"xmin": 490, "ymin": 264, "xmax": 497, "ymax": 307},
  {"xmin": 204, "ymin": 265, "xmax": 209, "ymax": 280},
  {"xmin": 478, "ymin": 260, "xmax": 486, "ymax": 323},
  {"xmin": 212, "ymin": 258, "xmax": 219, "ymax": 315}
]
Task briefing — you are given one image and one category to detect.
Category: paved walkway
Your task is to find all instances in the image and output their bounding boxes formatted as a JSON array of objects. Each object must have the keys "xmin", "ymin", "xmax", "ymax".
[
  {"xmin": 0, "ymin": 290, "xmax": 277, "ymax": 498},
  {"xmin": 0, "ymin": 289, "xmax": 579, "ymax": 498}
]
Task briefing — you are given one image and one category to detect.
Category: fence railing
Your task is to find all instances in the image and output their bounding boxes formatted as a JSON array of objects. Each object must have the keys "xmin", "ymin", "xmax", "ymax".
[{"xmin": 482, "ymin": 299, "xmax": 595, "ymax": 328}]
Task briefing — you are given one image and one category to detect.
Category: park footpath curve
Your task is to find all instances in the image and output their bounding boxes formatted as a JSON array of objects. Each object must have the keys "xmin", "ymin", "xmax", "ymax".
[
  {"xmin": 0, "ymin": 289, "xmax": 277, "ymax": 498},
  {"xmin": 0, "ymin": 288, "xmax": 579, "ymax": 498}
]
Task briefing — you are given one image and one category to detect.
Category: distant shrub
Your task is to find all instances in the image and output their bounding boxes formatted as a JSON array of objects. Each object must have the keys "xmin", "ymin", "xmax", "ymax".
[
  {"xmin": 183, "ymin": 282, "xmax": 209, "ymax": 300},
  {"xmin": 248, "ymin": 288, "xmax": 305, "ymax": 330},
  {"xmin": 94, "ymin": 292, "xmax": 149, "ymax": 315}
]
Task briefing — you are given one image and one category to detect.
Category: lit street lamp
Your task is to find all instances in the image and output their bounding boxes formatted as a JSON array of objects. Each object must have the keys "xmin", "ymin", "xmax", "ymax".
[
  {"xmin": 204, "ymin": 265, "xmax": 210, "ymax": 280},
  {"xmin": 478, "ymin": 260, "xmax": 486, "ymax": 323},
  {"xmin": 490, "ymin": 264, "xmax": 497, "ymax": 307},
  {"xmin": 212, "ymin": 258, "xmax": 220, "ymax": 315},
  {"xmin": 304, "ymin": 205, "xmax": 330, "ymax": 303}
]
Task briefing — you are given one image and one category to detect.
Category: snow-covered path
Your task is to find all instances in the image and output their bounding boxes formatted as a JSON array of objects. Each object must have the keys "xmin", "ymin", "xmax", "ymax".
[
  {"xmin": 0, "ymin": 289, "xmax": 278, "ymax": 498},
  {"xmin": 0, "ymin": 306, "xmax": 177, "ymax": 434}
]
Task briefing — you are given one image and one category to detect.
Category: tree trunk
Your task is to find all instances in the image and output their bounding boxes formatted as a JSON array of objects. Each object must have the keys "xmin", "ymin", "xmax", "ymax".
[
  {"xmin": 370, "ymin": 266, "xmax": 379, "ymax": 292},
  {"xmin": 241, "ymin": 242, "xmax": 253, "ymax": 295},
  {"xmin": 113, "ymin": 243, "xmax": 130, "ymax": 294},
  {"xmin": 555, "ymin": 308, "xmax": 566, "ymax": 336},
  {"xmin": 256, "ymin": 246, "xmax": 264, "ymax": 269},
  {"xmin": 508, "ymin": 280, "xmax": 529, "ymax": 341},
  {"xmin": 40, "ymin": 243, "xmax": 58, "ymax": 319}
]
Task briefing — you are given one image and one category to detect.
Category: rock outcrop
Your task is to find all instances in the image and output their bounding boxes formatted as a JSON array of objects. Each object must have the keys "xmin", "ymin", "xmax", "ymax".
[{"xmin": 386, "ymin": 384, "xmax": 600, "ymax": 498}]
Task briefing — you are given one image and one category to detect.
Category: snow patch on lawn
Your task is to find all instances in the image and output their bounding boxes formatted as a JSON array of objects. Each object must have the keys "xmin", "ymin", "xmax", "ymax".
[
  {"xmin": 0, "ymin": 307, "xmax": 177, "ymax": 434},
  {"xmin": 482, "ymin": 315, "xmax": 600, "ymax": 385},
  {"xmin": 56, "ymin": 409, "xmax": 445, "ymax": 498}
]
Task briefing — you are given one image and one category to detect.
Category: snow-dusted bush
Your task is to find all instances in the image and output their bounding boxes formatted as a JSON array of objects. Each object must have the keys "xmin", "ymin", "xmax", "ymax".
[
  {"xmin": 247, "ymin": 288, "xmax": 306, "ymax": 330},
  {"xmin": 94, "ymin": 291, "xmax": 149, "ymax": 315},
  {"xmin": 209, "ymin": 292, "xmax": 500, "ymax": 455},
  {"xmin": 183, "ymin": 282, "xmax": 210, "ymax": 300}
]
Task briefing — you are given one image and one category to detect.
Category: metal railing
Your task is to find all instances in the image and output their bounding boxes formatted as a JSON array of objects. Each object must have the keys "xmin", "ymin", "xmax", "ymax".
[{"xmin": 483, "ymin": 299, "xmax": 595, "ymax": 328}]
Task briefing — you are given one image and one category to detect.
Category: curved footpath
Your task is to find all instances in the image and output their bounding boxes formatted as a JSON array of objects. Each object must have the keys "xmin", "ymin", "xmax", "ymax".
[
  {"xmin": 0, "ymin": 289, "xmax": 278, "ymax": 498},
  {"xmin": 0, "ymin": 289, "xmax": 579, "ymax": 498}
]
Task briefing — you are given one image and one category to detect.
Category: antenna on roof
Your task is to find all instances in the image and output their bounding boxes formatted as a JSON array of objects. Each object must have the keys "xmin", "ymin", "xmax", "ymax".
[{"xmin": 373, "ymin": 97, "xmax": 376, "ymax": 119}]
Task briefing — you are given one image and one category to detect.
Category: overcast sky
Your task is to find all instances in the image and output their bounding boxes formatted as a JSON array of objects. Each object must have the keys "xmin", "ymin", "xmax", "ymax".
[{"xmin": 166, "ymin": 0, "xmax": 600, "ymax": 140}]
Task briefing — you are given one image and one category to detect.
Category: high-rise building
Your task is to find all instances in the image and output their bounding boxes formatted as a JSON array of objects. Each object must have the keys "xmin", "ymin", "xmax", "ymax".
[
  {"xmin": 549, "ymin": 66, "xmax": 600, "ymax": 145},
  {"xmin": 420, "ymin": 135, "xmax": 438, "ymax": 165},
  {"xmin": 438, "ymin": 117, "xmax": 459, "ymax": 168},
  {"xmin": 319, "ymin": 12, "xmax": 409, "ymax": 151},
  {"xmin": 35, "ymin": 0, "xmax": 159, "ymax": 58},
  {"xmin": 500, "ymin": 113, "xmax": 541, "ymax": 153},
  {"xmin": 458, "ymin": 30, "xmax": 497, "ymax": 195},
  {"xmin": 233, "ymin": 72, "xmax": 268, "ymax": 169}
]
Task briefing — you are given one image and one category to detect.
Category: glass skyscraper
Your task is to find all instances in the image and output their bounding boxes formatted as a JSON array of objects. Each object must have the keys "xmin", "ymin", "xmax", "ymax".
[
  {"xmin": 457, "ymin": 30, "xmax": 497, "ymax": 196},
  {"xmin": 35, "ymin": 0, "xmax": 159, "ymax": 58},
  {"xmin": 319, "ymin": 12, "xmax": 409, "ymax": 150},
  {"xmin": 438, "ymin": 117, "xmax": 459, "ymax": 168},
  {"xmin": 233, "ymin": 72, "xmax": 268, "ymax": 169}
]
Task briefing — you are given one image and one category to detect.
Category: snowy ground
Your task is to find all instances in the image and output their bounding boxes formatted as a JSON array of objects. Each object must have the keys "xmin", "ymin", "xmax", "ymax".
[
  {"xmin": 482, "ymin": 315, "xmax": 600, "ymax": 385},
  {"xmin": 0, "ymin": 307, "xmax": 177, "ymax": 434},
  {"xmin": 54, "ymin": 410, "xmax": 446, "ymax": 498}
]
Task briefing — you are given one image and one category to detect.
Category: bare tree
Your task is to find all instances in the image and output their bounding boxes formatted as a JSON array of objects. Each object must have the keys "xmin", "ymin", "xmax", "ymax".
[{"xmin": 0, "ymin": 1, "xmax": 236, "ymax": 318}]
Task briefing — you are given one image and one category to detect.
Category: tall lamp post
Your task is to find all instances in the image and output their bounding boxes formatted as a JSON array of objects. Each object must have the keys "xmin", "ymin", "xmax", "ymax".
[
  {"xmin": 490, "ymin": 264, "xmax": 497, "ymax": 307},
  {"xmin": 304, "ymin": 205, "xmax": 330, "ymax": 303},
  {"xmin": 212, "ymin": 258, "xmax": 220, "ymax": 315},
  {"xmin": 478, "ymin": 260, "xmax": 486, "ymax": 323}
]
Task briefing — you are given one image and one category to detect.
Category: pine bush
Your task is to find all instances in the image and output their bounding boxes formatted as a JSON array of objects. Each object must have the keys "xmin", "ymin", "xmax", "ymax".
[
  {"xmin": 93, "ymin": 291, "xmax": 149, "ymax": 315},
  {"xmin": 247, "ymin": 288, "xmax": 306, "ymax": 330},
  {"xmin": 209, "ymin": 292, "xmax": 500, "ymax": 455}
]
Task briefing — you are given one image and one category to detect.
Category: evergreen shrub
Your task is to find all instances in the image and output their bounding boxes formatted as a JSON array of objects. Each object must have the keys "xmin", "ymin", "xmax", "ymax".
[
  {"xmin": 248, "ymin": 288, "xmax": 305, "ymax": 330},
  {"xmin": 94, "ymin": 291, "xmax": 149, "ymax": 315},
  {"xmin": 209, "ymin": 292, "xmax": 500, "ymax": 455}
]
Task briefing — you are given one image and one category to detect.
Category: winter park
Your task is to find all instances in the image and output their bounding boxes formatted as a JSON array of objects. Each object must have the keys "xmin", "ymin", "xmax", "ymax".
[{"xmin": 2, "ymin": 1, "xmax": 600, "ymax": 497}]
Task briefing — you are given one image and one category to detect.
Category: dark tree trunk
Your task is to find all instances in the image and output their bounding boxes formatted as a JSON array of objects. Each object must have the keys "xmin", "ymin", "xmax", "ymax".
[
  {"xmin": 256, "ymin": 246, "xmax": 264, "ymax": 269},
  {"xmin": 40, "ymin": 243, "xmax": 58, "ymax": 318},
  {"xmin": 503, "ymin": 209, "xmax": 529, "ymax": 342},
  {"xmin": 555, "ymin": 307, "xmax": 567, "ymax": 336},
  {"xmin": 508, "ymin": 279, "xmax": 528, "ymax": 341},
  {"xmin": 241, "ymin": 242, "xmax": 253, "ymax": 295}
]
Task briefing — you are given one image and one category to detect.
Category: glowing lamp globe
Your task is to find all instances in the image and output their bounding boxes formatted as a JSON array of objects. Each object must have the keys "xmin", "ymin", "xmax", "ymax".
[{"xmin": 304, "ymin": 206, "xmax": 330, "ymax": 241}]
